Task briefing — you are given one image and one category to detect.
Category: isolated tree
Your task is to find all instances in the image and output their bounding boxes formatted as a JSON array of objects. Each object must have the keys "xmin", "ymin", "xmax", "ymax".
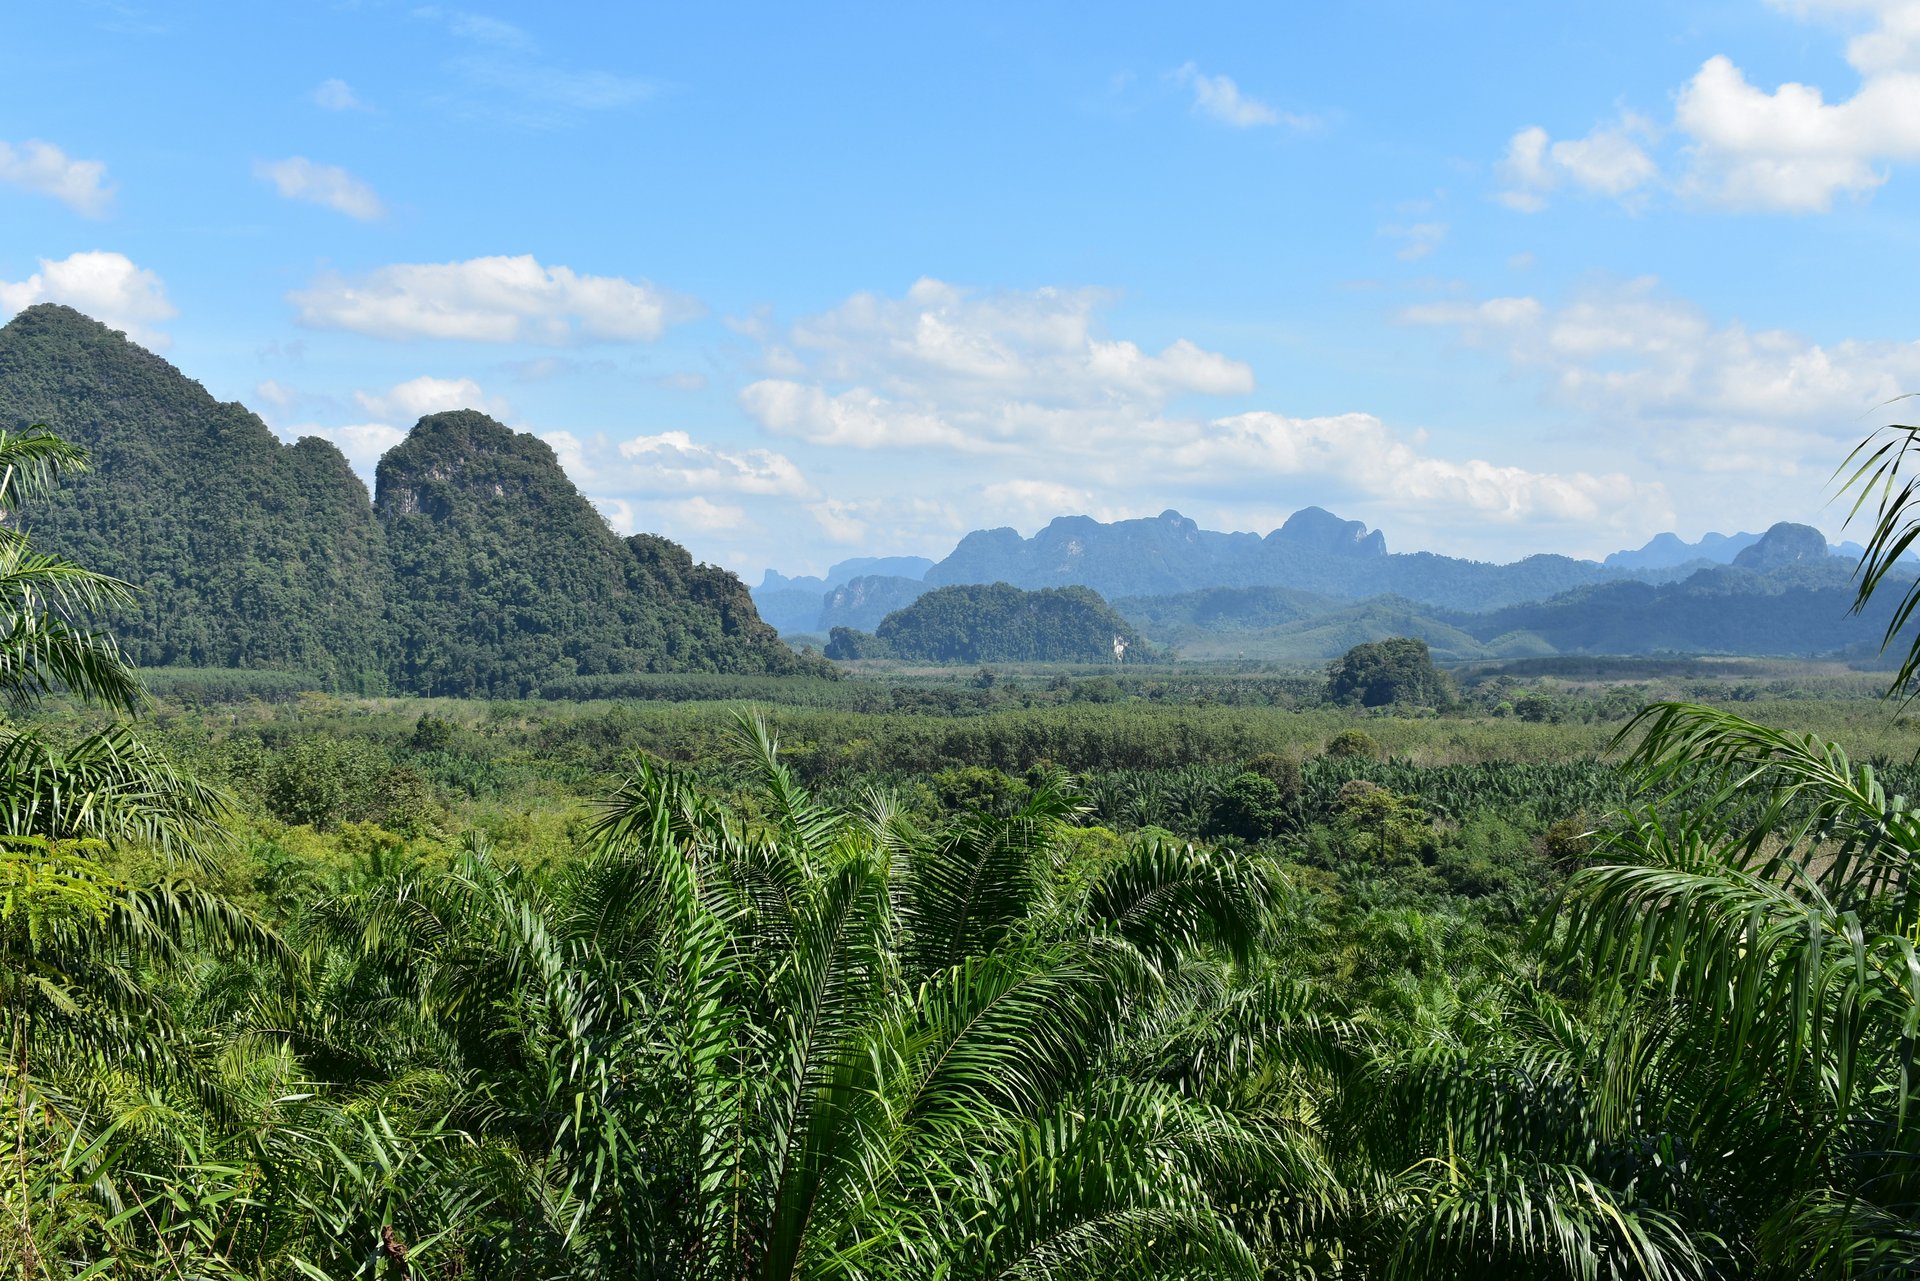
[{"xmin": 1327, "ymin": 637, "xmax": 1454, "ymax": 708}]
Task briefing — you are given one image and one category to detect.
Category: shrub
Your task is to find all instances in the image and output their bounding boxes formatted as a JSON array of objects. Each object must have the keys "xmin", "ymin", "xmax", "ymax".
[{"xmin": 1325, "ymin": 729, "xmax": 1381, "ymax": 759}]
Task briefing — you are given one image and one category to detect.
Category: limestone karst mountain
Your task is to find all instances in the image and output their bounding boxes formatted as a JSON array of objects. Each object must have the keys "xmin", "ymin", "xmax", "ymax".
[{"xmin": 0, "ymin": 305, "xmax": 819, "ymax": 694}]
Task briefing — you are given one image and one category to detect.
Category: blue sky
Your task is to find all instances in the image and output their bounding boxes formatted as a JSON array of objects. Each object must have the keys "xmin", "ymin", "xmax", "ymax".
[{"xmin": 7, "ymin": 1, "xmax": 1920, "ymax": 576}]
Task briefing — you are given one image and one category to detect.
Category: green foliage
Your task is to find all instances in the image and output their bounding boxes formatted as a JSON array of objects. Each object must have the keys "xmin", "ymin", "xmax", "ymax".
[
  {"xmin": 1326, "ymin": 727, "xmax": 1381, "ymax": 758},
  {"xmin": 0, "ymin": 310, "xmax": 824, "ymax": 695},
  {"xmin": 0, "ymin": 305, "xmax": 390, "ymax": 686},
  {"xmin": 1328, "ymin": 635, "xmax": 1456, "ymax": 707},
  {"xmin": 824, "ymin": 623, "xmax": 894, "ymax": 659},
  {"xmin": 842, "ymin": 582, "xmax": 1154, "ymax": 664},
  {"xmin": 378, "ymin": 412, "xmax": 829, "ymax": 695}
]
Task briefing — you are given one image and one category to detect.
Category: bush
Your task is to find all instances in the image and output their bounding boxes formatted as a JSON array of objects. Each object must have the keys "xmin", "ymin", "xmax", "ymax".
[
  {"xmin": 1243, "ymin": 751, "xmax": 1303, "ymax": 801},
  {"xmin": 1207, "ymin": 772, "xmax": 1293, "ymax": 842},
  {"xmin": 1325, "ymin": 729, "xmax": 1381, "ymax": 760}
]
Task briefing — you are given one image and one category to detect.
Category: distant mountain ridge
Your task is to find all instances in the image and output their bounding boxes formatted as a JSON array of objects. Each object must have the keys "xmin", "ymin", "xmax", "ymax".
[
  {"xmin": 0, "ymin": 305, "xmax": 818, "ymax": 694},
  {"xmin": 751, "ymin": 506, "xmax": 1639, "ymax": 635},
  {"xmin": 1603, "ymin": 530, "xmax": 1762, "ymax": 570},
  {"xmin": 756, "ymin": 504, "xmax": 1878, "ymax": 653}
]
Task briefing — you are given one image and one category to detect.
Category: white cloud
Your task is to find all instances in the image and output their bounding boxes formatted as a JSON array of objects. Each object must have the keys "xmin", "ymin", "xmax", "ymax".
[
  {"xmin": 806, "ymin": 495, "xmax": 964, "ymax": 548},
  {"xmin": 1498, "ymin": 3, "xmax": 1920, "ymax": 212},
  {"xmin": 740, "ymin": 278, "xmax": 1254, "ymax": 451},
  {"xmin": 262, "ymin": 376, "xmax": 511, "ymax": 476},
  {"xmin": 739, "ymin": 278, "xmax": 1661, "ymax": 548},
  {"xmin": 353, "ymin": 374, "xmax": 509, "ymax": 422},
  {"xmin": 656, "ymin": 495, "xmax": 747, "ymax": 533},
  {"xmin": 1162, "ymin": 411, "xmax": 1669, "ymax": 529},
  {"xmin": 1400, "ymin": 276, "xmax": 1920, "ymax": 427},
  {"xmin": 306, "ymin": 423, "xmax": 408, "ymax": 470},
  {"xmin": 1397, "ymin": 274, "xmax": 1920, "ymax": 533},
  {"xmin": 0, "ymin": 251, "xmax": 175, "ymax": 346},
  {"xmin": 1170, "ymin": 62, "xmax": 1315, "ymax": 129},
  {"xmin": 289, "ymin": 254, "xmax": 697, "ymax": 343},
  {"xmin": 545, "ymin": 428, "xmax": 812, "ymax": 498},
  {"xmin": 1496, "ymin": 116, "xmax": 1658, "ymax": 211},
  {"xmin": 255, "ymin": 157, "xmax": 385, "ymax": 220},
  {"xmin": 312, "ymin": 78, "xmax": 367, "ymax": 111},
  {"xmin": 1672, "ymin": 51, "xmax": 1920, "ymax": 210},
  {"xmin": 0, "ymin": 139, "xmax": 114, "ymax": 217},
  {"xmin": 978, "ymin": 478, "xmax": 1110, "ymax": 527}
]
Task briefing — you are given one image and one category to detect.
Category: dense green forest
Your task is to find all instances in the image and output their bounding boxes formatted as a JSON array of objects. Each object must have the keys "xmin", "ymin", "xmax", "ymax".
[
  {"xmin": 0, "ymin": 306, "xmax": 821, "ymax": 695},
  {"xmin": 825, "ymin": 582, "xmax": 1153, "ymax": 663},
  {"xmin": 376, "ymin": 410, "xmax": 825, "ymax": 695},
  {"xmin": 9, "ymin": 411, "xmax": 1920, "ymax": 1276}
]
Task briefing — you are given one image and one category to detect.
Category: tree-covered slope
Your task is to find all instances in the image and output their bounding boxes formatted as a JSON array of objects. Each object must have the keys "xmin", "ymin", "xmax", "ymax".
[
  {"xmin": 0, "ymin": 304, "xmax": 390, "ymax": 684},
  {"xmin": 376, "ymin": 411, "xmax": 824, "ymax": 695},
  {"xmin": 827, "ymin": 582, "xmax": 1151, "ymax": 663},
  {"xmin": 0, "ymin": 306, "xmax": 818, "ymax": 694}
]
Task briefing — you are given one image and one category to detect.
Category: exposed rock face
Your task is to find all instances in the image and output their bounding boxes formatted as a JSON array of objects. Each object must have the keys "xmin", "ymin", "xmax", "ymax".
[
  {"xmin": 818, "ymin": 574, "xmax": 931, "ymax": 632},
  {"xmin": 1732, "ymin": 522, "xmax": 1833, "ymax": 572},
  {"xmin": 1271, "ymin": 506, "xmax": 1387, "ymax": 557}
]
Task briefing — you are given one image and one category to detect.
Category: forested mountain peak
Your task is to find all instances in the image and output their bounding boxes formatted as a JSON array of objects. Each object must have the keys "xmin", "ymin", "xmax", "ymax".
[
  {"xmin": 0, "ymin": 309, "xmax": 813, "ymax": 693},
  {"xmin": 1731, "ymin": 520, "xmax": 1835, "ymax": 571},
  {"xmin": 1272, "ymin": 505, "xmax": 1388, "ymax": 557},
  {"xmin": 0, "ymin": 303, "xmax": 390, "ymax": 684},
  {"xmin": 376, "ymin": 409, "xmax": 826, "ymax": 695},
  {"xmin": 826, "ymin": 581, "xmax": 1151, "ymax": 663}
]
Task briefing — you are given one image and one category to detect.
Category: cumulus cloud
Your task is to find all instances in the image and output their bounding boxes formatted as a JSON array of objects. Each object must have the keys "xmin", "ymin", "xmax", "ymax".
[
  {"xmin": 353, "ymin": 374, "xmax": 510, "ymax": 422},
  {"xmin": 0, "ymin": 139, "xmax": 114, "ymax": 217},
  {"xmin": 1399, "ymin": 276, "xmax": 1920, "ymax": 428},
  {"xmin": 255, "ymin": 157, "xmax": 385, "ymax": 220},
  {"xmin": 655, "ymin": 495, "xmax": 748, "ymax": 533},
  {"xmin": 544, "ymin": 429, "xmax": 812, "ymax": 499},
  {"xmin": 1496, "ymin": 116, "xmax": 1658, "ymax": 211},
  {"xmin": 1672, "ymin": 48, "xmax": 1920, "ymax": 210},
  {"xmin": 289, "ymin": 254, "xmax": 698, "ymax": 343},
  {"xmin": 1497, "ymin": 3, "xmax": 1920, "ymax": 212},
  {"xmin": 0, "ymin": 251, "xmax": 175, "ymax": 346},
  {"xmin": 1396, "ymin": 273, "xmax": 1920, "ymax": 532},
  {"xmin": 740, "ymin": 278, "xmax": 1254, "ymax": 451},
  {"xmin": 738, "ymin": 278, "xmax": 1663, "ymax": 546},
  {"xmin": 1162, "ymin": 412, "xmax": 1668, "ymax": 528},
  {"xmin": 299, "ymin": 423, "xmax": 409, "ymax": 471},
  {"xmin": 806, "ymin": 495, "xmax": 963, "ymax": 547},
  {"xmin": 312, "ymin": 78, "xmax": 367, "ymax": 111}
]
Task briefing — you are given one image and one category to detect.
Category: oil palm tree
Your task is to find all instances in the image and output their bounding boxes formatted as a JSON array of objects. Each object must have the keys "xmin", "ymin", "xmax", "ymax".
[
  {"xmin": 0, "ymin": 425, "xmax": 266, "ymax": 1279},
  {"xmin": 277, "ymin": 711, "xmax": 1323, "ymax": 1279},
  {"xmin": 1285, "ymin": 423, "xmax": 1920, "ymax": 1279}
]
